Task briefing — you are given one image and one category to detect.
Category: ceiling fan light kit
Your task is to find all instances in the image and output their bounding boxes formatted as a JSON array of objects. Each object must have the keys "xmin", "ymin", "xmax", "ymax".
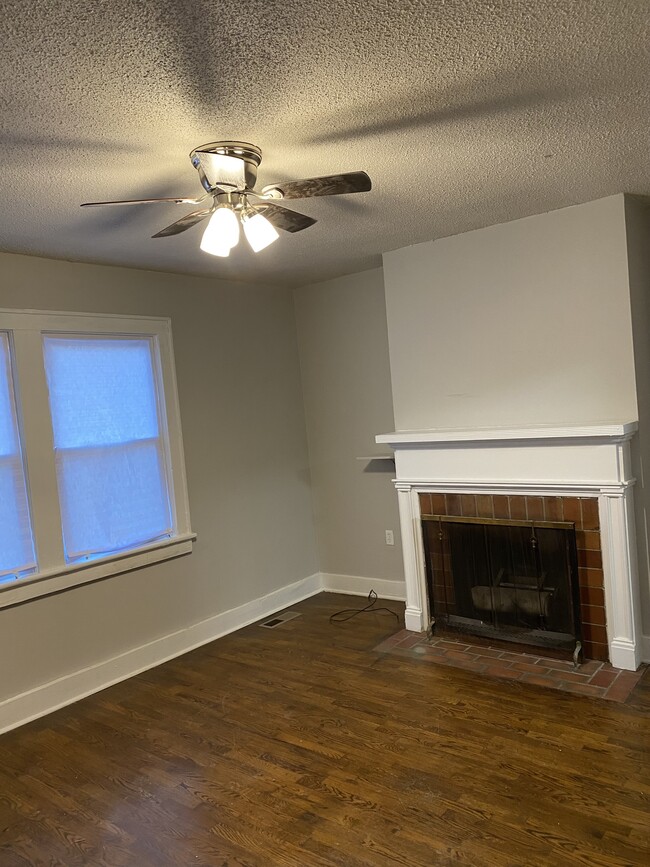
[
  {"xmin": 199, "ymin": 205, "xmax": 240, "ymax": 257},
  {"xmin": 242, "ymin": 210, "xmax": 279, "ymax": 252},
  {"xmin": 81, "ymin": 141, "xmax": 371, "ymax": 259}
]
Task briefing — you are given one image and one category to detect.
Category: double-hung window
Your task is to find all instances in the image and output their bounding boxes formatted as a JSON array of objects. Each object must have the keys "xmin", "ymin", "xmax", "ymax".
[
  {"xmin": 0, "ymin": 332, "xmax": 36, "ymax": 583},
  {"xmin": 0, "ymin": 310, "xmax": 194, "ymax": 608},
  {"xmin": 43, "ymin": 335, "xmax": 174, "ymax": 563}
]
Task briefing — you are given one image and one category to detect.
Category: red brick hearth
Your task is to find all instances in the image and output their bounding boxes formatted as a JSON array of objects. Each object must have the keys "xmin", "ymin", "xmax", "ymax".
[
  {"xmin": 419, "ymin": 491, "xmax": 608, "ymax": 662},
  {"xmin": 374, "ymin": 630, "xmax": 644, "ymax": 702}
]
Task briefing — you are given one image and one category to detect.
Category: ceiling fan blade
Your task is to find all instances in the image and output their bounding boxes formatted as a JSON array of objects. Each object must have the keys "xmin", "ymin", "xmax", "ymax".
[
  {"xmin": 261, "ymin": 171, "xmax": 371, "ymax": 200},
  {"xmin": 258, "ymin": 202, "xmax": 317, "ymax": 233},
  {"xmin": 152, "ymin": 207, "xmax": 214, "ymax": 238},
  {"xmin": 81, "ymin": 194, "xmax": 209, "ymax": 208}
]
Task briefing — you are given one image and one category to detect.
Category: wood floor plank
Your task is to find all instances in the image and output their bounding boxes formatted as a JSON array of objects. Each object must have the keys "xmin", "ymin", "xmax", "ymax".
[{"xmin": 0, "ymin": 593, "xmax": 648, "ymax": 866}]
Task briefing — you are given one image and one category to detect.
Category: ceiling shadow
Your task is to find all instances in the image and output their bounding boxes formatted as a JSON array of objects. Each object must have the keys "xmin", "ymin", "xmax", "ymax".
[
  {"xmin": 154, "ymin": 0, "xmax": 231, "ymax": 114},
  {"xmin": 327, "ymin": 197, "xmax": 369, "ymax": 215},
  {"xmin": 304, "ymin": 79, "xmax": 596, "ymax": 145},
  {"xmin": 0, "ymin": 133, "xmax": 145, "ymax": 154}
]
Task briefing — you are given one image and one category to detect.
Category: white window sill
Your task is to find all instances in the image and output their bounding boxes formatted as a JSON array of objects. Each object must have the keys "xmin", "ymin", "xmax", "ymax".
[{"xmin": 0, "ymin": 533, "xmax": 197, "ymax": 609}]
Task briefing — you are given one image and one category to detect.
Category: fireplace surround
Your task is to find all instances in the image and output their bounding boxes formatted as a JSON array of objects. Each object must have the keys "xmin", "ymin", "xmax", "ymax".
[
  {"xmin": 376, "ymin": 423, "xmax": 643, "ymax": 671},
  {"xmin": 420, "ymin": 497, "xmax": 597, "ymax": 660}
]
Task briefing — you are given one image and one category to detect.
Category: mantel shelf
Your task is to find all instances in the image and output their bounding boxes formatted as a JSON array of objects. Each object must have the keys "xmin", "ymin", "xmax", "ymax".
[{"xmin": 376, "ymin": 422, "xmax": 638, "ymax": 447}]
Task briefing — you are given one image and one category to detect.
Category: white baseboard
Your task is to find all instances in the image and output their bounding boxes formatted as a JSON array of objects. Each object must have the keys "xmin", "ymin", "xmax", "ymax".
[
  {"xmin": 320, "ymin": 572, "xmax": 407, "ymax": 601},
  {"xmin": 0, "ymin": 573, "xmax": 322, "ymax": 735}
]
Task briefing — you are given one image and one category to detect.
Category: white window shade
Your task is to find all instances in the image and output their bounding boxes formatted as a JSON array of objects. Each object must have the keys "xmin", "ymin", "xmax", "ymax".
[
  {"xmin": 43, "ymin": 335, "xmax": 173, "ymax": 562},
  {"xmin": 0, "ymin": 333, "xmax": 36, "ymax": 581}
]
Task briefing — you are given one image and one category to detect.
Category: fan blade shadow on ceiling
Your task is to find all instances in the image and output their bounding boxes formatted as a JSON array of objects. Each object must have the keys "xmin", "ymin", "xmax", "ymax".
[
  {"xmin": 155, "ymin": 1, "xmax": 229, "ymax": 114},
  {"xmin": 0, "ymin": 132, "xmax": 145, "ymax": 154},
  {"xmin": 304, "ymin": 80, "xmax": 593, "ymax": 145},
  {"xmin": 323, "ymin": 196, "xmax": 369, "ymax": 215},
  {"xmin": 155, "ymin": 0, "xmax": 286, "ymax": 121}
]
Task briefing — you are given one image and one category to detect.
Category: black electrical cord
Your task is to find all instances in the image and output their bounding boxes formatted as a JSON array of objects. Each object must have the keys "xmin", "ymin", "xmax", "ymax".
[{"xmin": 329, "ymin": 589, "xmax": 400, "ymax": 624}]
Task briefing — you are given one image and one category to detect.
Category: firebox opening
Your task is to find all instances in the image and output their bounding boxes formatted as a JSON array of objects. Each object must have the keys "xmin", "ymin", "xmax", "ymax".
[{"xmin": 422, "ymin": 515, "xmax": 582, "ymax": 659}]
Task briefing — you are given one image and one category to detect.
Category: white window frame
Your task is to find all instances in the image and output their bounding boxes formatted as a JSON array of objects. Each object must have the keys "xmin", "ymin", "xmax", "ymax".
[{"xmin": 0, "ymin": 309, "xmax": 195, "ymax": 609}]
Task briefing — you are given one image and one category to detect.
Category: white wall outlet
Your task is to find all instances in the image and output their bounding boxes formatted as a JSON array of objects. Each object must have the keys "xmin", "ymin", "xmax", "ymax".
[{"xmin": 385, "ymin": 529, "xmax": 395, "ymax": 546}]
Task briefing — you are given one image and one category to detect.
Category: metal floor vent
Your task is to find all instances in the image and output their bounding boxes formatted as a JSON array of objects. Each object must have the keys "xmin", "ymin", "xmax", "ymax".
[{"xmin": 259, "ymin": 611, "xmax": 301, "ymax": 629}]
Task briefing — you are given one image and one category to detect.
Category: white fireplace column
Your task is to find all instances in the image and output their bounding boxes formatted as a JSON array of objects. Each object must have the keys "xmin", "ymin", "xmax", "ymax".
[
  {"xmin": 378, "ymin": 424, "xmax": 644, "ymax": 671},
  {"xmin": 598, "ymin": 486, "xmax": 643, "ymax": 670},
  {"xmin": 395, "ymin": 482, "xmax": 430, "ymax": 633}
]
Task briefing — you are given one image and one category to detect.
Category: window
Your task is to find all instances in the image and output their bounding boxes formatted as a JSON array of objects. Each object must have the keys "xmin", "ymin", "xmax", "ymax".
[
  {"xmin": 0, "ymin": 310, "xmax": 194, "ymax": 608},
  {"xmin": 0, "ymin": 333, "xmax": 36, "ymax": 583},
  {"xmin": 43, "ymin": 336, "xmax": 173, "ymax": 563}
]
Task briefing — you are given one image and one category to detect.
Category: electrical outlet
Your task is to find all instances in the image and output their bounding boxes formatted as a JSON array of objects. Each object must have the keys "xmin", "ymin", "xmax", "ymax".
[{"xmin": 385, "ymin": 529, "xmax": 395, "ymax": 546}]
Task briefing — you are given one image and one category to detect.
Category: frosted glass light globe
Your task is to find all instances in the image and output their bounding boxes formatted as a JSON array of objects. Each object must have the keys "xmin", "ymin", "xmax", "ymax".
[
  {"xmin": 200, "ymin": 206, "xmax": 240, "ymax": 256},
  {"xmin": 242, "ymin": 211, "xmax": 279, "ymax": 252}
]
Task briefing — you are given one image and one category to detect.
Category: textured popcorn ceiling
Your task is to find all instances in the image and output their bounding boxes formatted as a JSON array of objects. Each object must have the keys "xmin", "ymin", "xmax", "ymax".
[{"xmin": 1, "ymin": 0, "xmax": 649, "ymax": 287}]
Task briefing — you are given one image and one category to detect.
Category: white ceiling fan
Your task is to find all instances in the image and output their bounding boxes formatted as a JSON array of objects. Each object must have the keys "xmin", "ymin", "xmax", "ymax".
[{"xmin": 81, "ymin": 141, "xmax": 372, "ymax": 257}]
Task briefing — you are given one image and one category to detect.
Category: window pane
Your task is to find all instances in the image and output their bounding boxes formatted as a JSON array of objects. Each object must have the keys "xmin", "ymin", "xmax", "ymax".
[
  {"xmin": 43, "ymin": 335, "xmax": 173, "ymax": 562},
  {"xmin": 43, "ymin": 337, "xmax": 159, "ymax": 447},
  {"xmin": 0, "ymin": 333, "xmax": 36, "ymax": 580},
  {"xmin": 55, "ymin": 441, "xmax": 172, "ymax": 558}
]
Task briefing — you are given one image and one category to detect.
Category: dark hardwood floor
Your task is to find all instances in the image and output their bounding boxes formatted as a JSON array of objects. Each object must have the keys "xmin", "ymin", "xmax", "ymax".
[{"xmin": 1, "ymin": 593, "xmax": 649, "ymax": 866}]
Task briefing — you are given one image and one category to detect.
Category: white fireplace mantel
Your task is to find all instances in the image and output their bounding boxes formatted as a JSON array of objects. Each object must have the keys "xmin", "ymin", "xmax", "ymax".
[
  {"xmin": 376, "ymin": 422, "xmax": 643, "ymax": 670},
  {"xmin": 376, "ymin": 422, "xmax": 638, "ymax": 446}
]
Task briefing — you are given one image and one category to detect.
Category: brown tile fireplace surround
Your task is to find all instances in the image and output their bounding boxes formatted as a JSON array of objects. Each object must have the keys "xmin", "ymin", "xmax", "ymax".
[
  {"xmin": 376, "ymin": 423, "xmax": 646, "ymax": 673},
  {"xmin": 418, "ymin": 491, "xmax": 607, "ymax": 661}
]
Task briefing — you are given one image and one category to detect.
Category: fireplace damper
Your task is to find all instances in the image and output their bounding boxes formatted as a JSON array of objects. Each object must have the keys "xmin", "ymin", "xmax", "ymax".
[{"xmin": 422, "ymin": 515, "xmax": 582, "ymax": 659}]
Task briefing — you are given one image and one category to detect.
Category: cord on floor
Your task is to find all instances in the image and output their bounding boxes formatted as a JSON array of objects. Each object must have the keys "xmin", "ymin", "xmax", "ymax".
[{"xmin": 329, "ymin": 589, "xmax": 400, "ymax": 624}]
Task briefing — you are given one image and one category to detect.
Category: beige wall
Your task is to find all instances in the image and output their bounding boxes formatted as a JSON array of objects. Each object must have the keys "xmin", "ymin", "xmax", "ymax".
[
  {"xmin": 0, "ymin": 252, "xmax": 318, "ymax": 701},
  {"xmin": 383, "ymin": 195, "xmax": 638, "ymax": 431},
  {"xmin": 625, "ymin": 197, "xmax": 650, "ymax": 635},
  {"xmin": 294, "ymin": 268, "xmax": 403, "ymax": 582}
]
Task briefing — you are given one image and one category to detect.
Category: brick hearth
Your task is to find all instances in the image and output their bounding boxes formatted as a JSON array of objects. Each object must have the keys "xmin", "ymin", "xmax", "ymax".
[{"xmin": 375, "ymin": 629, "xmax": 644, "ymax": 702}]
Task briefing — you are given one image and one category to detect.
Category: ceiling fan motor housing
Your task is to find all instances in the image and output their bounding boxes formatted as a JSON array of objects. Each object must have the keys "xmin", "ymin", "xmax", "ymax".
[{"xmin": 190, "ymin": 141, "xmax": 262, "ymax": 191}]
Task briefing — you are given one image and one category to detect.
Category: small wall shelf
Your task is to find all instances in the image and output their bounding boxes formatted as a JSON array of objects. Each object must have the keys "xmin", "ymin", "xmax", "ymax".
[{"xmin": 356, "ymin": 455, "xmax": 395, "ymax": 462}]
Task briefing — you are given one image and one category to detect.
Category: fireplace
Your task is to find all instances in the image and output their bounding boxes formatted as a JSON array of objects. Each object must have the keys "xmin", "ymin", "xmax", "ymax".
[
  {"xmin": 422, "ymin": 512, "xmax": 583, "ymax": 659},
  {"xmin": 418, "ymin": 491, "xmax": 609, "ymax": 660},
  {"xmin": 376, "ymin": 423, "xmax": 643, "ymax": 671}
]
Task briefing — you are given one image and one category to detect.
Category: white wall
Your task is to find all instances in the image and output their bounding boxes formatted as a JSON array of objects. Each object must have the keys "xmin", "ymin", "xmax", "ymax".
[
  {"xmin": 625, "ymin": 197, "xmax": 650, "ymax": 635},
  {"xmin": 294, "ymin": 268, "xmax": 403, "ymax": 585},
  {"xmin": 0, "ymin": 252, "xmax": 318, "ymax": 704},
  {"xmin": 383, "ymin": 195, "xmax": 638, "ymax": 431}
]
